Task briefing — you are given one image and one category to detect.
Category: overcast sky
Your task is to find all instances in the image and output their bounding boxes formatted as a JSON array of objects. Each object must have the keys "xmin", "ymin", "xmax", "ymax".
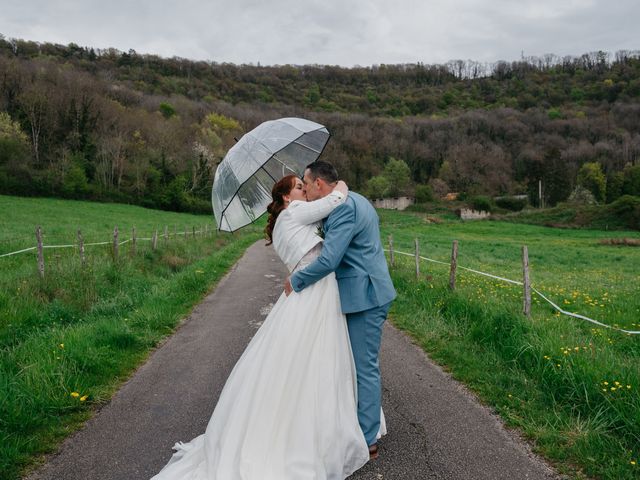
[{"xmin": 0, "ymin": 0, "xmax": 638, "ymax": 67}]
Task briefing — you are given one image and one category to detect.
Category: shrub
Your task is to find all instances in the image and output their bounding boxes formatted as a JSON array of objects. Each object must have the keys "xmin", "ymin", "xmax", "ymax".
[
  {"xmin": 159, "ymin": 102, "xmax": 176, "ymax": 119},
  {"xmin": 414, "ymin": 184, "xmax": 434, "ymax": 203},
  {"xmin": 495, "ymin": 196, "xmax": 528, "ymax": 211},
  {"xmin": 608, "ymin": 195, "xmax": 640, "ymax": 230},
  {"xmin": 469, "ymin": 195, "xmax": 493, "ymax": 212}
]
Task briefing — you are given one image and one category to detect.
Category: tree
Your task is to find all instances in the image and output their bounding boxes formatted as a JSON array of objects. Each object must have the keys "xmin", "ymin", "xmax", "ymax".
[
  {"xmin": 0, "ymin": 111, "xmax": 29, "ymax": 160},
  {"xmin": 159, "ymin": 102, "xmax": 176, "ymax": 119},
  {"xmin": 576, "ymin": 162, "xmax": 606, "ymax": 203},
  {"xmin": 606, "ymin": 171, "xmax": 624, "ymax": 203},
  {"xmin": 0, "ymin": 111, "xmax": 30, "ymax": 192},
  {"xmin": 366, "ymin": 175, "xmax": 390, "ymax": 200},
  {"xmin": 567, "ymin": 185, "xmax": 597, "ymax": 205},
  {"xmin": 382, "ymin": 157, "xmax": 412, "ymax": 197},
  {"xmin": 622, "ymin": 164, "xmax": 640, "ymax": 196},
  {"xmin": 428, "ymin": 178, "xmax": 449, "ymax": 198},
  {"xmin": 18, "ymin": 84, "xmax": 50, "ymax": 165}
]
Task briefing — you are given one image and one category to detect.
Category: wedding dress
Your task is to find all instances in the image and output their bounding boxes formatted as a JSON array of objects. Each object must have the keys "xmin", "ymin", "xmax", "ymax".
[{"xmin": 150, "ymin": 191, "xmax": 371, "ymax": 480}]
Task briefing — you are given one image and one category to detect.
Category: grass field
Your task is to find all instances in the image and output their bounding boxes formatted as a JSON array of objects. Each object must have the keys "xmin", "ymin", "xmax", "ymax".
[
  {"xmin": 378, "ymin": 210, "xmax": 640, "ymax": 479},
  {"xmin": 2, "ymin": 196, "xmax": 639, "ymax": 479},
  {"xmin": 0, "ymin": 195, "xmax": 263, "ymax": 479}
]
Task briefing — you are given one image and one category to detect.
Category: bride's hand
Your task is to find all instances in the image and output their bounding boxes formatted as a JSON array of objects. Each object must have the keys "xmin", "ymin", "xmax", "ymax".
[{"xmin": 334, "ymin": 180, "xmax": 348, "ymax": 197}]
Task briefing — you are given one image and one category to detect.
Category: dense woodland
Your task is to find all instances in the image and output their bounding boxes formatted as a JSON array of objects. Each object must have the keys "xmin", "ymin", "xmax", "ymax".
[{"xmin": 1, "ymin": 34, "xmax": 640, "ymax": 214}]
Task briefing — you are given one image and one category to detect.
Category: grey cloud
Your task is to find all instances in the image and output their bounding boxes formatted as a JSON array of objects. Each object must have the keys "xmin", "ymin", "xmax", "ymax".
[{"xmin": 0, "ymin": 0, "xmax": 637, "ymax": 66}]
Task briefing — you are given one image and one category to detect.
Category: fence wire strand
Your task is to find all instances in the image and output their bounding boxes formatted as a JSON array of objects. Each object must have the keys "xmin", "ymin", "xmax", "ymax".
[
  {"xmin": 0, "ymin": 230, "xmax": 207, "ymax": 258},
  {"xmin": 384, "ymin": 248, "xmax": 639, "ymax": 335},
  {"xmin": 2, "ymin": 236, "xmax": 636, "ymax": 335}
]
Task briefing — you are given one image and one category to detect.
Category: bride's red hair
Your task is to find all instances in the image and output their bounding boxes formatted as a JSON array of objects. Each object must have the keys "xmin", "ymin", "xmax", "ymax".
[{"xmin": 265, "ymin": 174, "xmax": 299, "ymax": 245}]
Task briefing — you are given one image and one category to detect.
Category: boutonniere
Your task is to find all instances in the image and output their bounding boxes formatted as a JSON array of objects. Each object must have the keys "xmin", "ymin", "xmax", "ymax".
[{"xmin": 315, "ymin": 225, "xmax": 325, "ymax": 239}]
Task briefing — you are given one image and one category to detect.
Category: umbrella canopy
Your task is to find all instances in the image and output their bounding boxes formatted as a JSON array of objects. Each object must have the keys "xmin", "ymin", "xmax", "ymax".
[{"xmin": 212, "ymin": 117, "xmax": 330, "ymax": 232}]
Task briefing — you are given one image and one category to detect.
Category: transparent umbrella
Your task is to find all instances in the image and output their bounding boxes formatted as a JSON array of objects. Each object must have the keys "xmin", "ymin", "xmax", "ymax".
[{"xmin": 212, "ymin": 117, "xmax": 330, "ymax": 232}]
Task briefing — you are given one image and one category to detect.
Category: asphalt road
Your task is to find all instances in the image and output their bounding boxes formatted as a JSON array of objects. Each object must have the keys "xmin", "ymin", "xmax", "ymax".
[{"xmin": 25, "ymin": 240, "xmax": 560, "ymax": 480}]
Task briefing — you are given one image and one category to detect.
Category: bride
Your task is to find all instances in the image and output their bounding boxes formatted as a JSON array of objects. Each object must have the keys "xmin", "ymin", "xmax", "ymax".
[{"xmin": 150, "ymin": 175, "xmax": 370, "ymax": 479}]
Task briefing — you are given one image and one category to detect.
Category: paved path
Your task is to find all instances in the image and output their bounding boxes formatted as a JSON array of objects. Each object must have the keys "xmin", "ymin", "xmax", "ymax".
[{"xmin": 26, "ymin": 241, "xmax": 560, "ymax": 480}]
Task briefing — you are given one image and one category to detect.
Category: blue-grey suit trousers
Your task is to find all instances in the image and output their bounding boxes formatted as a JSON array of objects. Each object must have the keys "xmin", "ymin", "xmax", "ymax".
[{"xmin": 346, "ymin": 301, "xmax": 392, "ymax": 446}]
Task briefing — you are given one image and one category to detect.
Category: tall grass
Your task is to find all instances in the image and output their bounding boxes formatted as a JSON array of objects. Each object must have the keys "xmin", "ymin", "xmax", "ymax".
[
  {"xmin": 380, "ymin": 210, "xmax": 640, "ymax": 479},
  {"xmin": 0, "ymin": 195, "xmax": 264, "ymax": 479}
]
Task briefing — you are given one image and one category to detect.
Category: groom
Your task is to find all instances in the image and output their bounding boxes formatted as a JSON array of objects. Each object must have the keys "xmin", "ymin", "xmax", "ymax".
[{"xmin": 284, "ymin": 160, "xmax": 396, "ymax": 459}]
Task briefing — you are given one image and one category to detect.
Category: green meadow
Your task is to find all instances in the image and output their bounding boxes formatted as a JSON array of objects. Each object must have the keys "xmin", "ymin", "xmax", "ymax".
[
  {"xmin": 2, "ymin": 196, "xmax": 639, "ymax": 480},
  {"xmin": 0, "ymin": 195, "xmax": 263, "ymax": 479},
  {"xmin": 378, "ymin": 210, "xmax": 640, "ymax": 479}
]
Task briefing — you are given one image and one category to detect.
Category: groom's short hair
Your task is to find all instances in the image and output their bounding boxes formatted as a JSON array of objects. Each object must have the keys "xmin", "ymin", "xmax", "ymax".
[{"xmin": 306, "ymin": 160, "xmax": 338, "ymax": 184}]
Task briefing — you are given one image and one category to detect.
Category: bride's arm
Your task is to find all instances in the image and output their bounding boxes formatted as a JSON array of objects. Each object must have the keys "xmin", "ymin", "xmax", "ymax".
[{"xmin": 288, "ymin": 181, "xmax": 349, "ymax": 225}]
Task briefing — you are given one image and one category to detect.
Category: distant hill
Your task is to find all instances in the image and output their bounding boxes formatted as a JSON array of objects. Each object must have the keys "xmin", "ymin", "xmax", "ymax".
[{"xmin": 1, "ymin": 34, "xmax": 639, "ymax": 212}]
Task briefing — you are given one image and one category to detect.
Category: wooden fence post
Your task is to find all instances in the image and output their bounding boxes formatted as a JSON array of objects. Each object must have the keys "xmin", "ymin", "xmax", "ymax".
[
  {"xmin": 414, "ymin": 238, "xmax": 420, "ymax": 278},
  {"xmin": 164, "ymin": 226, "xmax": 168, "ymax": 245},
  {"xmin": 173, "ymin": 225, "xmax": 177, "ymax": 240},
  {"xmin": 522, "ymin": 245, "xmax": 531, "ymax": 317},
  {"xmin": 192, "ymin": 226, "xmax": 196, "ymax": 238},
  {"xmin": 205, "ymin": 224, "xmax": 208, "ymax": 237},
  {"xmin": 131, "ymin": 226, "xmax": 136, "ymax": 256},
  {"xmin": 184, "ymin": 226, "xmax": 187, "ymax": 240},
  {"xmin": 113, "ymin": 226, "xmax": 119, "ymax": 261},
  {"xmin": 388, "ymin": 235, "xmax": 395, "ymax": 267},
  {"xmin": 152, "ymin": 229, "xmax": 158, "ymax": 251},
  {"xmin": 35, "ymin": 226, "xmax": 44, "ymax": 278},
  {"xmin": 449, "ymin": 240, "xmax": 458, "ymax": 290},
  {"xmin": 77, "ymin": 230, "xmax": 85, "ymax": 266}
]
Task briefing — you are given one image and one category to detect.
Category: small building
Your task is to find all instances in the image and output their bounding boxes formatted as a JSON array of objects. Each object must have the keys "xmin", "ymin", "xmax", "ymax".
[
  {"xmin": 371, "ymin": 196, "xmax": 415, "ymax": 211},
  {"xmin": 456, "ymin": 208, "xmax": 490, "ymax": 220}
]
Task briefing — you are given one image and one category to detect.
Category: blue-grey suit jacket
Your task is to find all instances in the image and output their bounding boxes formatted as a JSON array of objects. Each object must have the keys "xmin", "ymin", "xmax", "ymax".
[{"xmin": 290, "ymin": 192, "xmax": 396, "ymax": 314}]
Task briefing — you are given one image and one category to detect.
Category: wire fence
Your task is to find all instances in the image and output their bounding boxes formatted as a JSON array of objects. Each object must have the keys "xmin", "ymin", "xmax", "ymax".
[
  {"xmin": 384, "ymin": 235, "xmax": 640, "ymax": 336},
  {"xmin": 0, "ymin": 224, "xmax": 215, "ymax": 278},
  {"xmin": 3, "ymin": 229, "xmax": 638, "ymax": 335}
]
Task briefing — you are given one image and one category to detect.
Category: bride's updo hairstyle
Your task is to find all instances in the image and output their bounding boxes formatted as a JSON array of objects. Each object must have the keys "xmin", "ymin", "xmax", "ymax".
[{"xmin": 265, "ymin": 174, "xmax": 299, "ymax": 245}]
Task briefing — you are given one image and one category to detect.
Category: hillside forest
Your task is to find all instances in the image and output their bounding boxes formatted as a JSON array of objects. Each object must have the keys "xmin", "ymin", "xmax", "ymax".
[{"xmin": 1, "ymin": 34, "xmax": 640, "ymax": 214}]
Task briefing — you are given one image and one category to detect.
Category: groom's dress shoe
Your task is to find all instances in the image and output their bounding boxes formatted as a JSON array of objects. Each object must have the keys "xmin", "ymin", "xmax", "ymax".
[{"xmin": 368, "ymin": 444, "xmax": 379, "ymax": 460}]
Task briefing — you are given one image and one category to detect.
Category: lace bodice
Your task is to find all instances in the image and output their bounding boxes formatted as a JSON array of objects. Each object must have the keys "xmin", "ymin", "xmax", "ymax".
[
  {"xmin": 292, "ymin": 243, "xmax": 322, "ymax": 273},
  {"xmin": 272, "ymin": 190, "xmax": 347, "ymax": 273}
]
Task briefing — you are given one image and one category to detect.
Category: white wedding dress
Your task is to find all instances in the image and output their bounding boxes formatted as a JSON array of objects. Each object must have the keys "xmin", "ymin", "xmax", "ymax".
[{"xmin": 150, "ymin": 191, "xmax": 372, "ymax": 480}]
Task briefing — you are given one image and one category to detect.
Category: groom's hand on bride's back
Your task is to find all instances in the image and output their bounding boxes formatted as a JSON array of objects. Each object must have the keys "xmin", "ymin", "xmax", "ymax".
[{"xmin": 284, "ymin": 276, "xmax": 293, "ymax": 296}]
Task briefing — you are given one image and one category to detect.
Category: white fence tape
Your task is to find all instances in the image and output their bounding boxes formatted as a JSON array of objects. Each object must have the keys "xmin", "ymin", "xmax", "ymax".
[
  {"xmin": 531, "ymin": 287, "xmax": 640, "ymax": 335},
  {"xmin": 0, "ymin": 246, "xmax": 37, "ymax": 258},
  {"xmin": 384, "ymin": 248, "xmax": 640, "ymax": 335},
  {"xmin": 2, "ymin": 239, "xmax": 636, "ymax": 335}
]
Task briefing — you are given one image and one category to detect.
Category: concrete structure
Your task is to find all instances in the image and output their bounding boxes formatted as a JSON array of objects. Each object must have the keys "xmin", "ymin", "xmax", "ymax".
[
  {"xmin": 371, "ymin": 196, "xmax": 415, "ymax": 211},
  {"xmin": 457, "ymin": 208, "xmax": 491, "ymax": 220}
]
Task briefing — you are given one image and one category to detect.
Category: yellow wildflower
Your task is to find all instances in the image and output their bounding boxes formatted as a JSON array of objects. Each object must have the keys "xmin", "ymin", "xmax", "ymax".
[
  {"xmin": 70, "ymin": 392, "xmax": 80, "ymax": 398},
  {"xmin": 80, "ymin": 395, "xmax": 88, "ymax": 402}
]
